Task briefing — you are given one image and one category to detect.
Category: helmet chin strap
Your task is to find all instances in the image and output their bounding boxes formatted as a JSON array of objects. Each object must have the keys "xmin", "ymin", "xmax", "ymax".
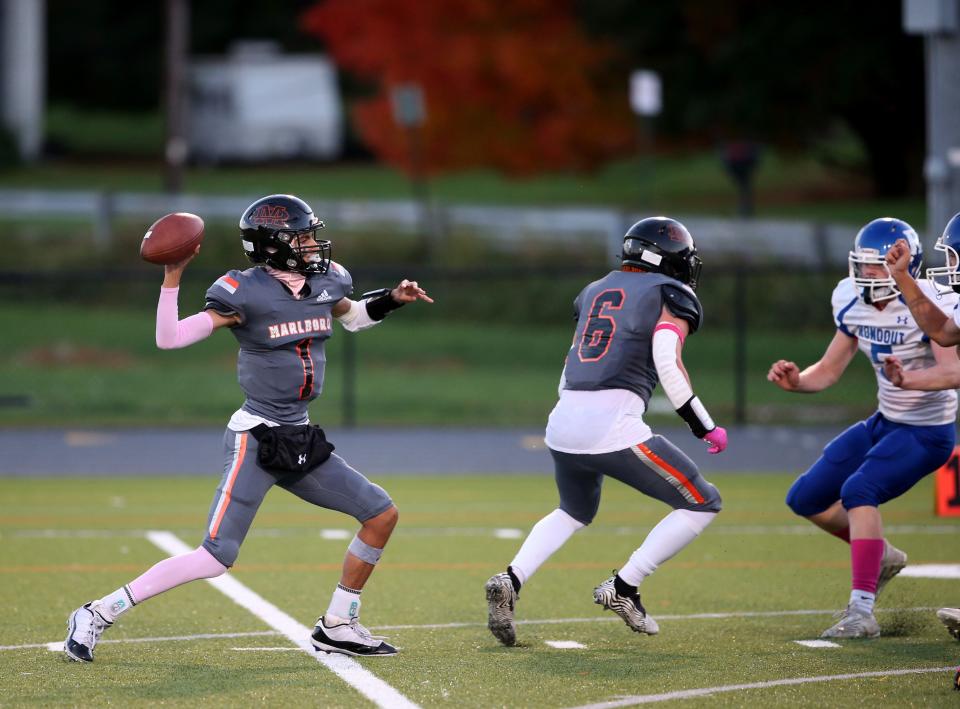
[{"xmin": 862, "ymin": 284, "xmax": 896, "ymax": 305}]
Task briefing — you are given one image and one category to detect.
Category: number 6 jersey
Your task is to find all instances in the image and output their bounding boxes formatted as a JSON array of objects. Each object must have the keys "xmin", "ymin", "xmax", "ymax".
[
  {"xmin": 832, "ymin": 276, "xmax": 958, "ymax": 426},
  {"xmin": 546, "ymin": 270, "xmax": 702, "ymax": 454}
]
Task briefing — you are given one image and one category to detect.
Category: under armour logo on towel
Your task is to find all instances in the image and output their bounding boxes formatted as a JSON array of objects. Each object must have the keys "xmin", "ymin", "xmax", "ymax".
[{"xmin": 298, "ymin": 453, "xmax": 307, "ymax": 465}]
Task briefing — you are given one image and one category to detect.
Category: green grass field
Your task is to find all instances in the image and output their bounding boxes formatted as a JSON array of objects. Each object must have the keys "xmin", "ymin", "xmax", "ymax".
[
  {"xmin": 0, "ymin": 473, "xmax": 958, "ymax": 707},
  {"xmin": 0, "ymin": 304, "xmax": 879, "ymax": 427}
]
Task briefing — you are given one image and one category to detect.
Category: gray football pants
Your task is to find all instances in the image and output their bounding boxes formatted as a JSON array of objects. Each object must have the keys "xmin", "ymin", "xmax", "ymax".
[
  {"xmin": 551, "ymin": 434, "xmax": 722, "ymax": 525},
  {"xmin": 203, "ymin": 428, "xmax": 394, "ymax": 567}
]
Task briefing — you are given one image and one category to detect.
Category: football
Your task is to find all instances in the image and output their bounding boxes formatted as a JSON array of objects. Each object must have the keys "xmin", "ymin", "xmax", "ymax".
[{"xmin": 140, "ymin": 212, "xmax": 205, "ymax": 265}]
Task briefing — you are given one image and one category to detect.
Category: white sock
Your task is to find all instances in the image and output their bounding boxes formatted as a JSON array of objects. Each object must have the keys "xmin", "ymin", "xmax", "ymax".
[
  {"xmin": 849, "ymin": 589, "xmax": 876, "ymax": 615},
  {"xmin": 326, "ymin": 583, "xmax": 362, "ymax": 620},
  {"xmin": 95, "ymin": 586, "xmax": 136, "ymax": 622},
  {"xmin": 618, "ymin": 509, "xmax": 717, "ymax": 586},
  {"xmin": 510, "ymin": 508, "xmax": 584, "ymax": 583}
]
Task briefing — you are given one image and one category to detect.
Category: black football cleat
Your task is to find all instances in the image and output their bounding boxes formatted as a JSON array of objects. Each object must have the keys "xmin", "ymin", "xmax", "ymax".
[
  {"xmin": 64, "ymin": 602, "xmax": 112, "ymax": 662},
  {"xmin": 311, "ymin": 615, "xmax": 397, "ymax": 657}
]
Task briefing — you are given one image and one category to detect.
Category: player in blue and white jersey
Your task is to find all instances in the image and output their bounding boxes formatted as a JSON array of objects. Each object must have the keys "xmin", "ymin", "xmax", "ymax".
[
  {"xmin": 64, "ymin": 195, "xmax": 432, "ymax": 662},
  {"xmin": 884, "ymin": 211, "xmax": 960, "ymax": 643},
  {"xmin": 768, "ymin": 217, "xmax": 960, "ymax": 638}
]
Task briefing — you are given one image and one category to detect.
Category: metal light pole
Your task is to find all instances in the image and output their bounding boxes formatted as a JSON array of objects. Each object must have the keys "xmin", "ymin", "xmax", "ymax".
[
  {"xmin": 391, "ymin": 83, "xmax": 435, "ymax": 258},
  {"xmin": 903, "ymin": 0, "xmax": 960, "ymax": 240},
  {"xmin": 629, "ymin": 70, "xmax": 661, "ymax": 209},
  {"xmin": 163, "ymin": 0, "xmax": 189, "ymax": 194}
]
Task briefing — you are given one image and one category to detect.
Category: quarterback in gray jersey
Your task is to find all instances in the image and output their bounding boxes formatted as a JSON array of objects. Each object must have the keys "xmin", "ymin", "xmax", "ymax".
[
  {"xmin": 64, "ymin": 195, "xmax": 432, "ymax": 663},
  {"xmin": 485, "ymin": 217, "xmax": 726, "ymax": 647}
]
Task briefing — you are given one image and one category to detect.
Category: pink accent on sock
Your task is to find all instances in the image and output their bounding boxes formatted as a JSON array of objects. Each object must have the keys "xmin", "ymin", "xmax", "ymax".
[
  {"xmin": 831, "ymin": 527, "xmax": 851, "ymax": 543},
  {"xmin": 156, "ymin": 287, "xmax": 214, "ymax": 349},
  {"xmin": 127, "ymin": 546, "xmax": 226, "ymax": 603},
  {"xmin": 266, "ymin": 266, "xmax": 307, "ymax": 299},
  {"xmin": 654, "ymin": 321, "xmax": 685, "ymax": 345},
  {"xmin": 850, "ymin": 538, "xmax": 884, "ymax": 594}
]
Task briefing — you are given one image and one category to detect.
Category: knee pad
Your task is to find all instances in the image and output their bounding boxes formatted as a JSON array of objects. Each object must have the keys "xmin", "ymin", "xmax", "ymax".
[
  {"xmin": 785, "ymin": 475, "xmax": 824, "ymax": 517},
  {"xmin": 699, "ymin": 482, "xmax": 722, "ymax": 513},
  {"xmin": 559, "ymin": 503, "xmax": 595, "ymax": 526},
  {"xmin": 840, "ymin": 473, "xmax": 882, "ymax": 510},
  {"xmin": 203, "ymin": 539, "xmax": 238, "ymax": 569},
  {"xmin": 348, "ymin": 534, "xmax": 383, "ymax": 565}
]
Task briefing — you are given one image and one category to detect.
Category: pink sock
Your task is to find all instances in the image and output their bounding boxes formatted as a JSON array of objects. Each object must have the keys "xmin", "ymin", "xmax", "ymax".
[
  {"xmin": 850, "ymin": 538, "xmax": 884, "ymax": 594},
  {"xmin": 128, "ymin": 546, "xmax": 227, "ymax": 603},
  {"xmin": 831, "ymin": 527, "xmax": 851, "ymax": 543}
]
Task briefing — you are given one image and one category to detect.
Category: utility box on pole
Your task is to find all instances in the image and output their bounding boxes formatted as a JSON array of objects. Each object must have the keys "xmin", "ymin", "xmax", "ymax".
[
  {"xmin": 904, "ymin": 0, "xmax": 960, "ymax": 240},
  {"xmin": 0, "ymin": 0, "xmax": 45, "ymax": 162}
]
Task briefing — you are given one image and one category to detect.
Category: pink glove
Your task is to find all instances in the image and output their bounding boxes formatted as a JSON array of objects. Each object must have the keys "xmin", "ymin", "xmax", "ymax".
[{"xmin": 703, "ymin": 427, "xmax": 727, "ymax": 454}]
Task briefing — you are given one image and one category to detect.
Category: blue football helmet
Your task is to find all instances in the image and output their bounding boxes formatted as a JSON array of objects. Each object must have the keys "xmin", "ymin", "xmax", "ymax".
[
  {"xmin": 926, "ymin": 212, "xmax": 960, "ymax": 294},
  {"xmin": 849, "ymin": 217, "xmax": 922, "ymax": 304}
]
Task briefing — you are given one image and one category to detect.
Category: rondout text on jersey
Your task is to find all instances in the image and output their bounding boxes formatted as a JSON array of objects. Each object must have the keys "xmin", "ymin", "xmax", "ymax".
[{"xmin": 858, "ymin": 325, "xmax": 906, "ymax": 345}]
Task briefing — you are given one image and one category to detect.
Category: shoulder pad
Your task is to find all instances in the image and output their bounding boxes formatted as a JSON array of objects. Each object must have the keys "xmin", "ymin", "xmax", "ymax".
[{"xmin": 661, "ymin": 283, "xmax": 703, "ymax": 333}]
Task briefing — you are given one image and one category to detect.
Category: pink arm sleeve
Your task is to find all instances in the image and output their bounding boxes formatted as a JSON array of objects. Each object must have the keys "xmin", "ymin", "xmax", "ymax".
[{"xmin": 156, "ymin": 287, "xmax": 214, "ymax": 349}]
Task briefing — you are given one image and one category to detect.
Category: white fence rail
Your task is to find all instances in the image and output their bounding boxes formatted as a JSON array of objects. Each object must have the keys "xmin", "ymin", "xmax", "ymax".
[{"xmin": 0, "ymin": 188, "xmax": 862, "ymax": 266}]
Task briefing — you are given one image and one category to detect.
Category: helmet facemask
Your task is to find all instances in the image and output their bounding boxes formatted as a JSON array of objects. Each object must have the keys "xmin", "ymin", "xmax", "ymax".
[
  {"xmin": 926, "ymin": 236, "xmax": 960, "ymax": 295},
  {"xmin": 254, "ymin": 223, "xmax": 331, "ymax": 274},
  {"xmin": 849, "ymin": 250, "xmax": 898, "ymax": 304}
]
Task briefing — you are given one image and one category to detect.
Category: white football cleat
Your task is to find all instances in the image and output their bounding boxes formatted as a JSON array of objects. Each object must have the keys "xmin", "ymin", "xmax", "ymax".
[
  {"xmin": 485, "ymin": 572, "xmax": 518, "ymax": 646},
  {"xmin": 311, "ymin": 615, "xmax": 397, "ymax": 657},
  {"xmin": 64, "ymin": 601, "xmax": 113, "ymax": 662},
  {"xmin": 876, "ymin": 541, "xmax": 907, "ymax": 597},
  {"xmin": 820, "ymin": 605, "xmax": 880, "ymax": 639},
  {"xmin": 592, "ymin": 576, "xmax": 659, "ymax": 635},
  {"xmin": 937, "ymin": 608, "xmax": 960, "ymax": 641}
]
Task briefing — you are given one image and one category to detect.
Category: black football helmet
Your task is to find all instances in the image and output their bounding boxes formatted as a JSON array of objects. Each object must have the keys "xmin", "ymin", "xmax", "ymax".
[
  {"xmin": 621, "ymin": 217, "xmax": 702, "ymax": 290},
  {"xmin": 239, "ymin": 194, "xmax": 331, "ymax": 274}
]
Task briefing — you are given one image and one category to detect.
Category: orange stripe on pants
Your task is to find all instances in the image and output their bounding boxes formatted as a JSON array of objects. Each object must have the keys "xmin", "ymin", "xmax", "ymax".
[
  {"xmin": 636, "ymin": 442, "xmax": 705, "ymax": 504},
  {"xmin": 209, "ymin": 433, "xmax": 247, "ymax": 540}
]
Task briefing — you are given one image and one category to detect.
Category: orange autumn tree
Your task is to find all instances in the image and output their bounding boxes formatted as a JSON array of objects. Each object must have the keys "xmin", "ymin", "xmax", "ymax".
[{"xmin": 300, "ymin": 0, "xmax": 633, "ymax": 175}]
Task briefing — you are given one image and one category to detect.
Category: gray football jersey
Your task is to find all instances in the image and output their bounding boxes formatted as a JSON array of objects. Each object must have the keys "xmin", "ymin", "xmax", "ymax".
[
  {"xmin": 562, "ymin": 270, "xmax": 702, "ymax": 405},
  {"xmin": 204, "ymin": 264, "xmax": 354, "ymax": 424}
]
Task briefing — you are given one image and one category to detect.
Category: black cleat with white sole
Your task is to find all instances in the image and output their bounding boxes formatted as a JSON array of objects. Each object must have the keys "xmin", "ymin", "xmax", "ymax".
[
  {"xmin": 485, "ymin": 572, "xmax": 518, "ymax": 646},
  {"xmin": 311, "ymin": 615, "xmax": 397, "ymax": 657},
  {"xmin": 64, "ymin": 601, "xmax": 113, "ymax": 662},
  {"xmin": 593, "ymin": 576, "xmax": 659, "ymax": 635}
]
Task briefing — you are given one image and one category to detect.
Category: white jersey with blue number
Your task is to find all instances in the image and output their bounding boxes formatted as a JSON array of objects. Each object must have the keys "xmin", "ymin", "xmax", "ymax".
[{"xmin": 832, "ymin": 277, "xmax": 958, "ymax": 426}]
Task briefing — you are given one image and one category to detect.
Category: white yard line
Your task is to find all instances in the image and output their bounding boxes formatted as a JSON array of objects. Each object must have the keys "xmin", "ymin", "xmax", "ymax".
[
  {"xmin": 374, "ymin": 606, "xmax": 937, "ymax": 631},
  {"xmin": 567, "ymin": 666, "xmax": 957, "ymax": 708},
  {"xmin": 2, "ymin": 630, "xmax": 281, "ymax": 652},
  {"xmin": 11, "ymin": 523, "xmax": 959, "ymax": 539},
  {"xmin": 900, "ymin": 563, "xmax": 960, "ymax": 579},
  {"xmin": 545, "ymin": 640, "xmax": 586, "ymax": 649},
  {"xmin": 792, "ymin": 640, "xmax": 840, "ymax": 648},
  {"xmin": 7, "ymin": 605, "xmax": 937, "ymax": 652},
  {"xmin": 145, "ymin": 531, "xmax": 419, "ymax": 709},
  {"xmin": 233, "ymin": 647, "xmax": 303, "ymax": 652},
  {"xmin": 319, "ymin": 529, "xmax": 351, "ymax": 540}
]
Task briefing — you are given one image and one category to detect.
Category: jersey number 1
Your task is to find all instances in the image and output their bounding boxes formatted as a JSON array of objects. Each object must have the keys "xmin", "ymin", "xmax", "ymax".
[{"xmin": 578, "ymin": 289, "xmax": 625, "ymax": 362}]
